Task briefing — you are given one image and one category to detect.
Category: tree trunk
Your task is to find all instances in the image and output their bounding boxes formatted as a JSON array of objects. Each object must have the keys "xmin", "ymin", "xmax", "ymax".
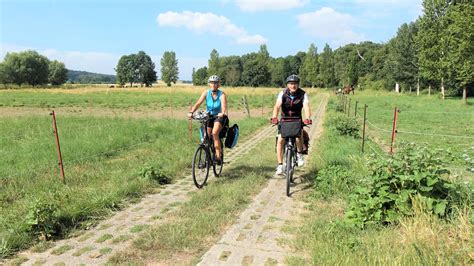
[
  {"xmin": 463, "ymin": 85, "xmax": 467, "ymax": 103},
  {"xmin": 428, "ymin": 84, "xmax": 431, "ymax": 96},
  {"xmin": 417, "ymin": 77, "xmax": 420, "ymax": 96},
  {"xmin": 441, "ymin": 77, "xmax": 445, "ymax": 100}
]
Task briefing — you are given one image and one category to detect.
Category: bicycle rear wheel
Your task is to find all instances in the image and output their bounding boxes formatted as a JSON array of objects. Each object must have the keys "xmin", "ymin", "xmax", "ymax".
[
  {"xmin": 213, "ymin": 139, "xmax": 224, "ymax": 177},
  {"xmin": 192, "ymin": 145, "xmax": 210, "ymax": 189},
  {"xmin": 285, "ymin": 147, "xmax": 294, "ymax": 197}
]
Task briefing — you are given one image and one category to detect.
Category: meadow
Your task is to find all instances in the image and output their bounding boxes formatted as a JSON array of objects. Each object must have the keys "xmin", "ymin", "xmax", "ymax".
[
  {"xmin": 0, "ymin": 85, "xmax": 282, "ymax": 258},
  {"xmin": 289, "ymin": 91, "xmax": 473, "ymax": 265}
]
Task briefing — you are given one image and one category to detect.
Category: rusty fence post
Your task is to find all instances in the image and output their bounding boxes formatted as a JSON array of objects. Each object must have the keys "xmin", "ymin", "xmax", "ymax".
[
  {"xmin": 389, "ymin": 107, "xmax": 400, "ymax": 154},
  {"xmin": 50, "ymin": 110, "xmax": 65, "ymax": 183}
]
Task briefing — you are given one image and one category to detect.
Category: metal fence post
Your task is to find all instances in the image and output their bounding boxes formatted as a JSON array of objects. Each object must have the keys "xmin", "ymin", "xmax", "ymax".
[{"xmin": 355, "ymin": 101, "xmax": 358, "ymax": 117}]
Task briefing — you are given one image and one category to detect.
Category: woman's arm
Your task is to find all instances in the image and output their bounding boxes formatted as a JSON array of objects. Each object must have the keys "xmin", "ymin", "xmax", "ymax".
[{"xmin": 219, "ymin": 92, "xmax": 228, "ymax": 117}]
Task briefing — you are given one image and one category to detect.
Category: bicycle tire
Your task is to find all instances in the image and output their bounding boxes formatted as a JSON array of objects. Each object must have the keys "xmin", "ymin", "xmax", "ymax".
[
  {"xmin": 286, "ymin": 146, "xmax": 293, "ymax": 197},
  {"xmin": 213, "ymin": 139, "xmax": 224, "ymax": 177},
  {"xmin": 192, "ymin": 145, "xmax": 210, "ymax": 189}
]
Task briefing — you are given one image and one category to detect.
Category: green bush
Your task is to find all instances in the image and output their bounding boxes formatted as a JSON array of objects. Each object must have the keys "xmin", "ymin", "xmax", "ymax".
[
  {"xmin": 346, "ymin": 142, "xmax": 467, "ymax": 228},
  {"xmin": 138, "ymin": 165, "xmax": 170, "ymax": 185},
  {"xmin": 329, "ymin": 114, "xmax": 360, "ymax": 138},
  {"xmin": 26, "ymin": 199, "xmax": 60, "ymax": 240}
]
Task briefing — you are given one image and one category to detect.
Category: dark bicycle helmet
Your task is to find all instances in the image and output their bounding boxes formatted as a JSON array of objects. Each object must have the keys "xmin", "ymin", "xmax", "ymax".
[{"xmin": 286, "ymin": 74, "xmax": 300, "ymax": 83}]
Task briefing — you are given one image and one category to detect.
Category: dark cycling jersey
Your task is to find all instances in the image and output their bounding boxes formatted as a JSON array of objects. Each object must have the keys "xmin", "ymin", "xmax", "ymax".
[{"xmin": 281, "ymin": 88, "xmax": 306, "ymax": 119}]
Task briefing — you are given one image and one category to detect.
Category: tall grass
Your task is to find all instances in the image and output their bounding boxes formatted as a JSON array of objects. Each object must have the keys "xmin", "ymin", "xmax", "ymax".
[
  {"xmin": 289, "ymin": 94, "xmax": 472, "ymax": 265},
  {"xmin": 351, "ymin": 91, "xmax": 474, "ymax": 166},
  {"xmin": 0, "ymin": 113, "xmax": 267, "ymax": 258}
]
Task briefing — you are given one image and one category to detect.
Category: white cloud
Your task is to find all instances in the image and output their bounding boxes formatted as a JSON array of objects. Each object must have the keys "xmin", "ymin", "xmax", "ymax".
[
  {"xmin": 236, "ymin": 0, "xmax": 308, "ymax": 12},
  {"xmin": 157, "ymin": 11, "xmax": 267, "ymax": 45},
  {"xmin": 297, "ymin": 7, "xmax": 365, "ymax": 47}
]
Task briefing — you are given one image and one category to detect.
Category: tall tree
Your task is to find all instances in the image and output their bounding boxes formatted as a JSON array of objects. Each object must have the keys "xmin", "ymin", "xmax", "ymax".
[
  {"xmin": 192, "ymin": 66, "xmax": 208, "ymax": 85},
  {"xmin": 300, "ymin": 43, "xmax": 319, "ymax": 88},
  {"xmin": 160, "ymin": 51, "xmax": 179, "ymax": 86},
  {"xmin": 116, "ymin": 54, "xmax": 138, "ymax": 86},
  {"xmin": 318, "ymin": 44, "xmax": 335, "ymax": 88},
  {"xmin": 135, "ymin": 51, "xmax": 157, "ymax": 86},
  {"xmin": 208, "ymin": 49, "xmax": 220, "ymax": 76},
  {"xmin": 48, "ymin": 60, "xmax": 68, "ymax": 85},
  {"xmin": 1, "ymin": 50, "xmax": 50, "ymax": 86},
  {"xmin": 256, "ymin": 44, "xmax": 271, "ymax": 86},
  {"xmin": 443, "ymin": 2, "xmax": 474, "ymax": 101},
  {"xmin": 416, "ymin": 0, "xmax": 449, "ymax": 94},
  {"xmin": 270, "ymin": 57, "xmax": 290, "ymax": 88},
  {"xmin": 388, "ymin": 22, "xmax": 419, "ymax": 91}
]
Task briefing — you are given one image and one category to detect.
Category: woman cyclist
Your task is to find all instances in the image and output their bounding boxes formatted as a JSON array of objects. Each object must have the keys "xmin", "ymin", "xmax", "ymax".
[{"xmin": 188, "ymin": 75, "xmax": 228, "ymax": 165}]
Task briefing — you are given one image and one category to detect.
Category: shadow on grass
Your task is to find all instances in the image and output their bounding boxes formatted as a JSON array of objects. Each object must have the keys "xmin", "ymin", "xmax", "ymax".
[{"xmin": 289, "ymin": 166, "xmax": 317, "ymax": 197}]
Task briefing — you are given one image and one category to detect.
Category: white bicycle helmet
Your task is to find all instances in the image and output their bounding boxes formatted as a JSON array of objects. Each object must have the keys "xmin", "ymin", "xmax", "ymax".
[{"xmin": 208, "ymin": 75, "xmax": 220, "ymax": 83}]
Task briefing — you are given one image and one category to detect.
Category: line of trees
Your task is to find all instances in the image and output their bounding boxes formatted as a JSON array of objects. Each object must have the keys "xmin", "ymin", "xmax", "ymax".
[
  {"xmin": 0, "ymin": 50, "xmax": 68, "ymax": 86},
  {"xmin": 192, "ymin": 0, "xmax": 472, "ymax": 100},
  {"xmin": 115, "ymin": 50, "xmax": 179, "ymax": 87}
]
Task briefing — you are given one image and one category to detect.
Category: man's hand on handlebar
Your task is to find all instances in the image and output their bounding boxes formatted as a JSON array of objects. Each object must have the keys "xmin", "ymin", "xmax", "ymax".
[
  {"xmin": 303, "ymin": 119, "xmax": 312, "ymax": 125},
  {"xmin": 270, "ymin": 117, "xmax": 279, "ymax": 125}
]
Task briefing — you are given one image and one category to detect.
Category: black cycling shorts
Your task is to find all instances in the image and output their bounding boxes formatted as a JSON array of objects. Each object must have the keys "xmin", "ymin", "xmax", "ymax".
[{"xmin": 207, "ymin": 115, "xmax": 228, "ymax": 128}]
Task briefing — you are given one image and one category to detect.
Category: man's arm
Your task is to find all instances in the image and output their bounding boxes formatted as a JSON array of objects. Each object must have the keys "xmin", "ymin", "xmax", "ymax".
[
  {"xmin": 272, "ymin": 97, "xmax": 282, "ymax": 118},
  {"xmin": 303, "ymin": 94, "xmax": 311, "ymax": 119}
]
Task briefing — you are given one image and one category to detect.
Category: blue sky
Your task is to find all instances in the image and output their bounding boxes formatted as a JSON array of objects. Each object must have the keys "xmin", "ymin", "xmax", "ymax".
[{"xmin": 0, "ymin": 0, "xmax": 422, "ymax": 80}]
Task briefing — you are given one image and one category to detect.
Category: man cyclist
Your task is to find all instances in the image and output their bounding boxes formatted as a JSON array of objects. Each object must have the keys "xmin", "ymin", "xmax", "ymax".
[
  {"xmin": 188, "ymin": 75, "xmax": 228, "ymax": 165},
  {"xmin": 271, "ymin": 74, "xmax": 312, "ymax": 175}
]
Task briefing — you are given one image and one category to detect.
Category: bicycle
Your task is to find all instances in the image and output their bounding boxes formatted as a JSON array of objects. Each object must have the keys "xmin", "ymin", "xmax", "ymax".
[
  {"xmin": 191, "ymin": 111, "xmax": 224, "ymax": 188},
  {"xmin": 278, "ymin": 118, "xmax": 310, "ymax": 197}
]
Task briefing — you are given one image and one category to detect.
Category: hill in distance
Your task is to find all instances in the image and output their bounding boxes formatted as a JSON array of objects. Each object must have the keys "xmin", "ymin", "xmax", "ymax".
[{"xmin": 67, "ymin": 69, "xmax": 116, "ymax": 84}]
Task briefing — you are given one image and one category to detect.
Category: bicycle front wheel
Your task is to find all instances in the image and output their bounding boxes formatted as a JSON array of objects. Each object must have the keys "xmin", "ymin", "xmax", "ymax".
[
  {"xmin": 213, "ymin": 139, "xmax": 224, "ymax": 177},
  {"xmin": 192, "ymin": 145, "xmax": 210, "ymax": 189},
  {"xmin": 285, "ymin": 148, "xmax": 294, "ymax": 197}
]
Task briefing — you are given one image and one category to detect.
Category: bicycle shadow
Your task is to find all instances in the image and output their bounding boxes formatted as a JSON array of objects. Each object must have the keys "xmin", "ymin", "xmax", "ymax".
[{"xmin": 288, "ymin": 166, "xmax": 317, "ymax": 197}]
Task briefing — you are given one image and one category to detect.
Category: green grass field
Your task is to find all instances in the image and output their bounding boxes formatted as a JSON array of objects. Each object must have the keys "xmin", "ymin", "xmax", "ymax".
[
  {"xmin": 0, "ymin": 86, "xmax": 273, "ymax": 258},
  {"xmin": 289, "ymin": 92, "xmax": 473, "ymax": 265},
  {"xmin": 0, "ymin": 86, "xmax": 279, "ymax": 110},
  {"xmin": 348, "ymin": 91, "xmax": 474, "ymax": 172}
]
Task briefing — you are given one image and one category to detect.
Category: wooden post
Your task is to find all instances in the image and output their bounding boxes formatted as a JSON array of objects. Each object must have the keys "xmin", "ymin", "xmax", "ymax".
[
  {"xmin": 354, "ymin": 101, "xmax": 358, "ymax": 117},
  {"xmin": 347, "ymin": 98, "xmax": 351, "ymax": 117},
  {"xmin": 441, "ymin": 77, "xmax": 445, "ymax": 100},
  {"xmin": 390, "ymin": 107, "xmax": 399, "ymax": 154},
  {"xmin": 361, "ymin": 104, "xmax": 367, "ymax": 153},
  {"xmin": 50, "ymin": 110, "xmax": 65, "ymax": 183},
  {"xmin": 188, "ymin": 103, "xmax": 193, "ymax": 140},
  {"xmin": 417, "ymin": 77, "xmax": 420, "ymax": 96}
]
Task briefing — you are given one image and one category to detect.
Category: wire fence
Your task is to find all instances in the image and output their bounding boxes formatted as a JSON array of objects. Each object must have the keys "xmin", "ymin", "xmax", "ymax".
[{"xmin": 337, "ymin": 94, "xmax": 474, "ymax": 163}]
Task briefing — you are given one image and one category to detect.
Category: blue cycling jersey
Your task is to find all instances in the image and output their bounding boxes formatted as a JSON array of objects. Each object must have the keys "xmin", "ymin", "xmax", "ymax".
[{"xmin": 206, "ymin": 89, "xmax": 222, "ymax": 115}]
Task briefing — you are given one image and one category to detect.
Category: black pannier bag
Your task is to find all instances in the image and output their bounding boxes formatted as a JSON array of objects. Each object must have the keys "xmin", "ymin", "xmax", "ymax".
[
  {"xmin": 224, "ymin": 124, "xmax": 239, "ymax": 148},
  {"xmin": 280, "ymin": 119, "xmax": 301, "ymax": 138}
]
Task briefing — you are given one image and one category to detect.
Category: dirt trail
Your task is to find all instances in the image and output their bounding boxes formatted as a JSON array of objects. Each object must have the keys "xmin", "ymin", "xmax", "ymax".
[
  {"xmin": 197, "ymin": 95, "xmax": 328, "ymax": 265},
  {"xmin": 8, "ymin": 122, "xmax": 278, "ymax": 265}
]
